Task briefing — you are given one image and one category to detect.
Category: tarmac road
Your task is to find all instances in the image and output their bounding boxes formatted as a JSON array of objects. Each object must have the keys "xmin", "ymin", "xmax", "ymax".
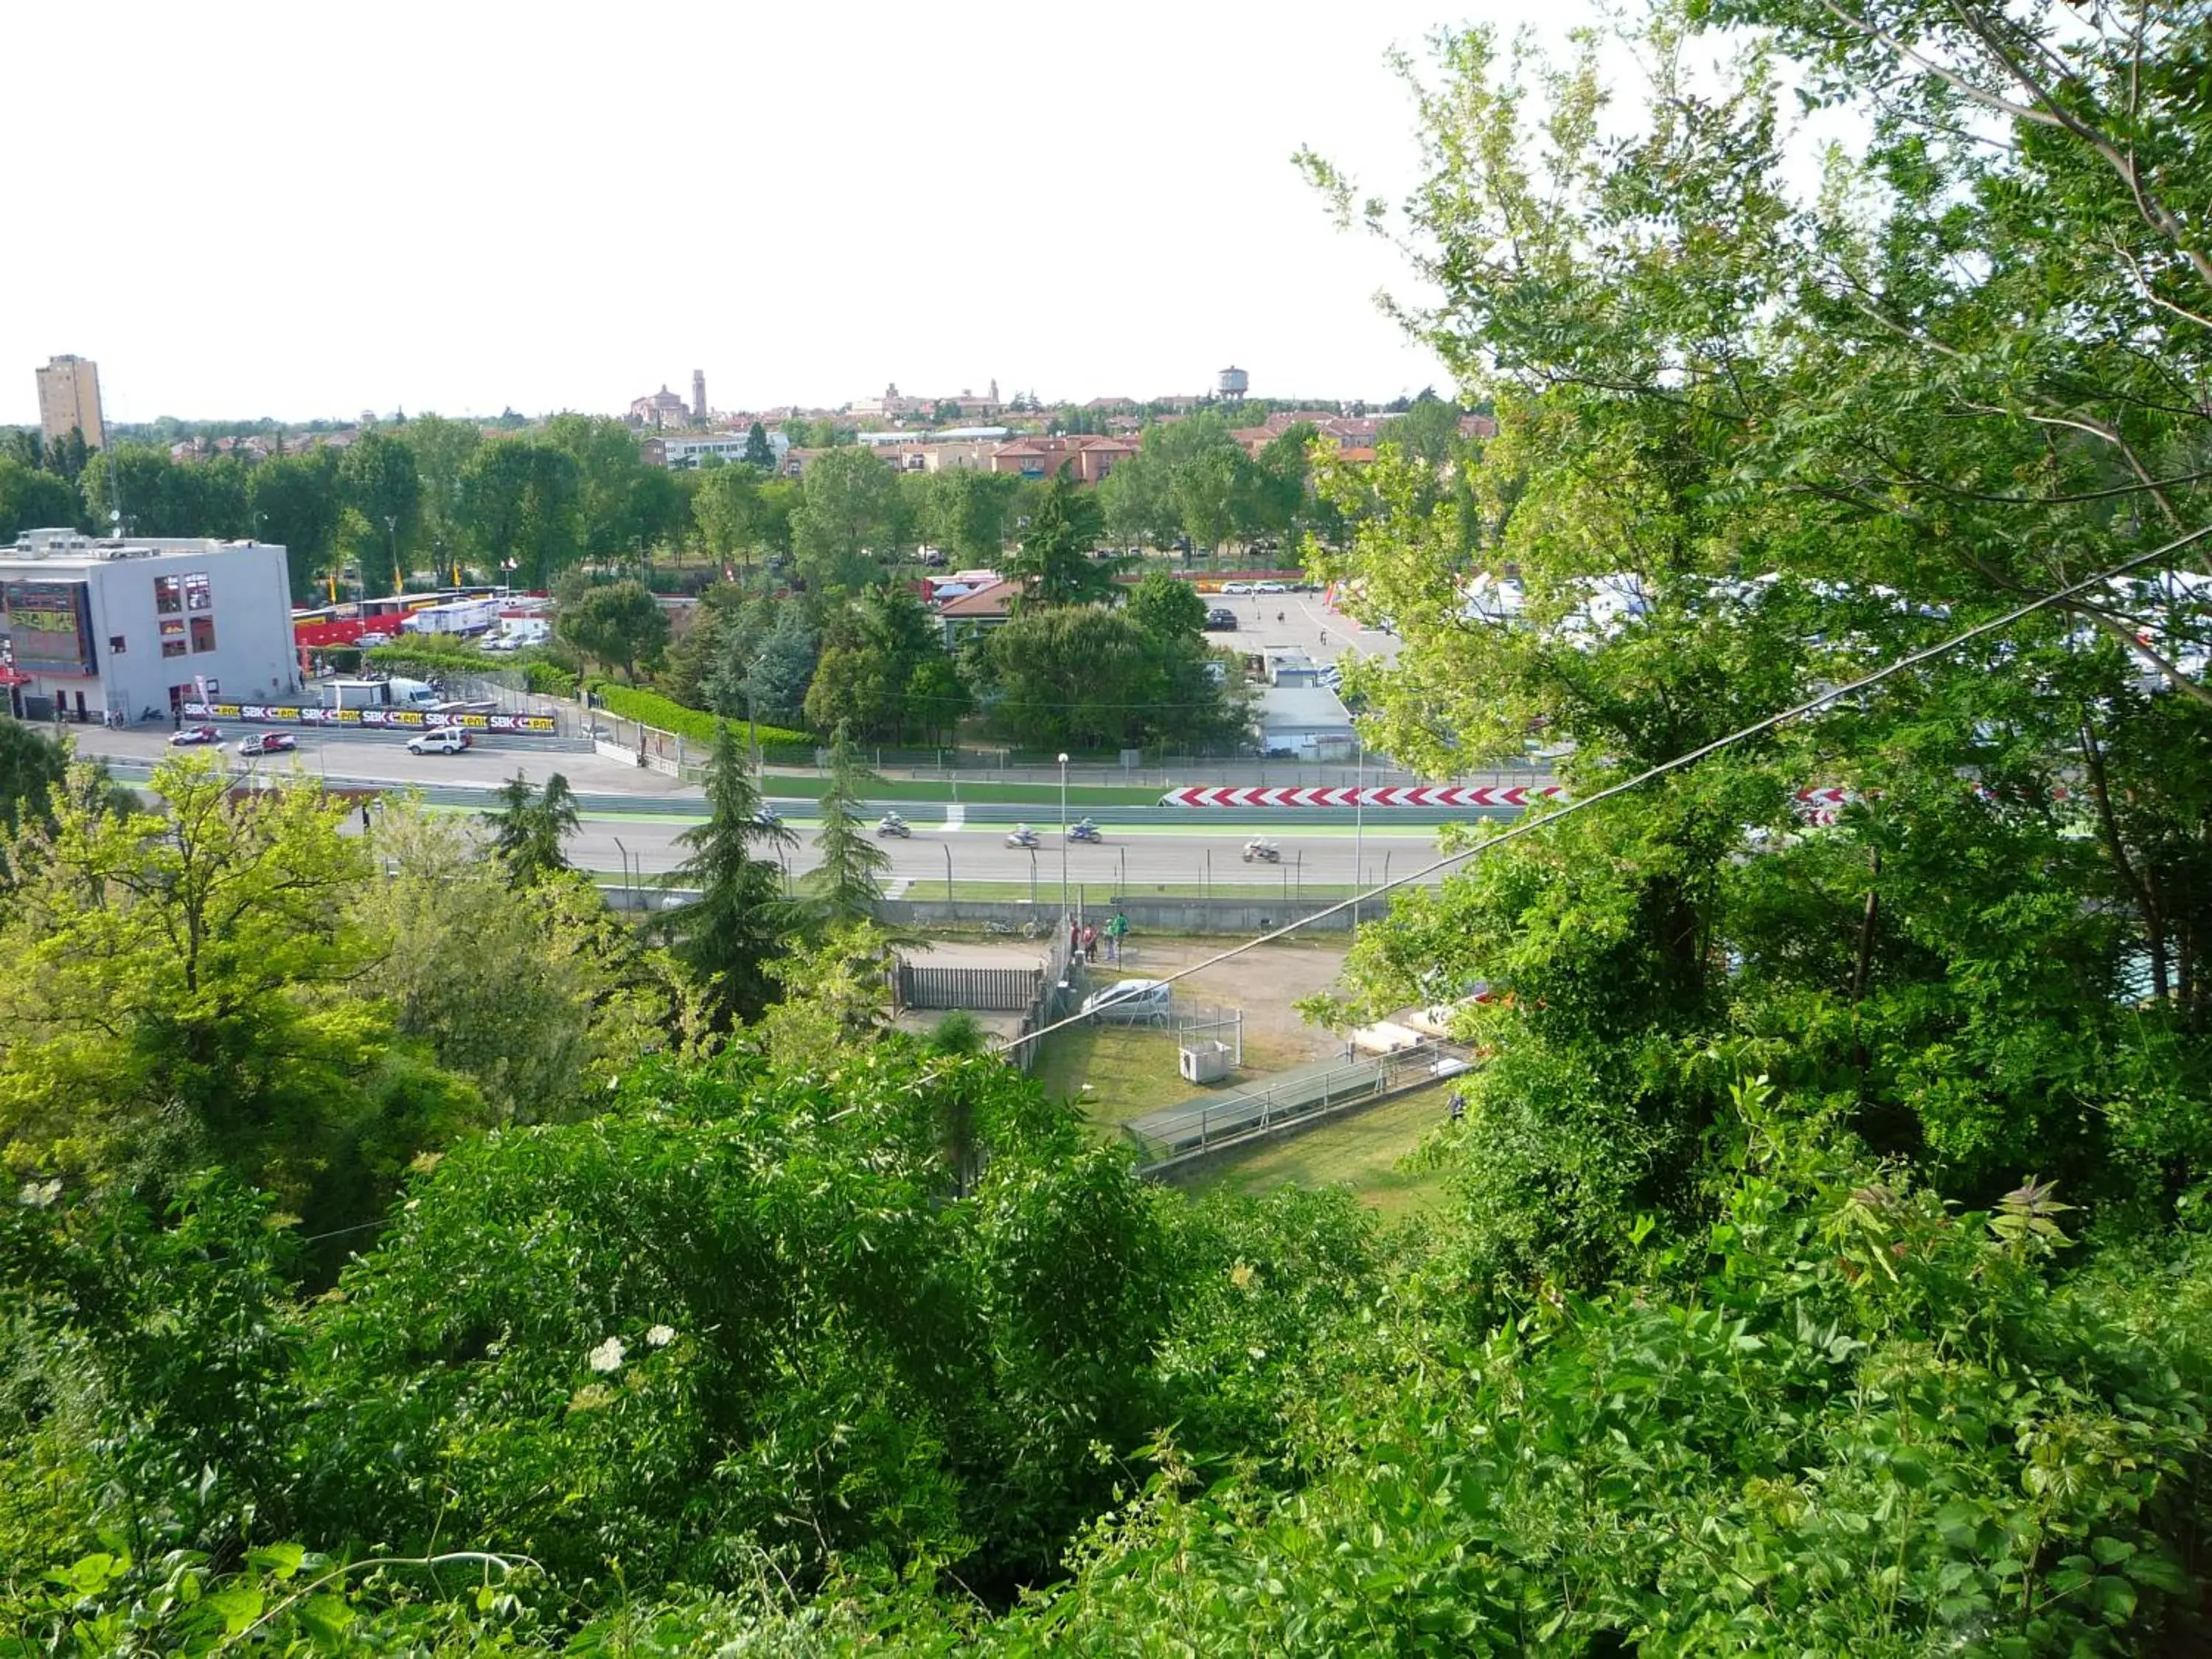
[
  {"xmin": 69, "ymin": 725, "xmax": 1470, "ymax": 891},
  {"xmin": 571, "ymin": 815, "xmax": 1450, "ymax": 888},
  {"xmin": 67, "ymin": 726, "xmax": 698, "ymax": 797}
]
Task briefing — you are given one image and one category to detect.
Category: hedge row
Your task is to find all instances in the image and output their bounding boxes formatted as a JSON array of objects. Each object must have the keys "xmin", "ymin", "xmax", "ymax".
[
  {"xmin": 364, "ymin": 644, "xmax": 577, "ymax": 698},
  {"xmin": 586, "ymin": 681, "xmax": 816, "ymax": 762}
]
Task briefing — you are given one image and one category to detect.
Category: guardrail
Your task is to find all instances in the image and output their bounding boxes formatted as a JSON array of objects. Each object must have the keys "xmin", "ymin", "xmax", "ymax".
[{"xmin": 1124, "ymin": 1038, "xmax": 1476, "ymax": 1168}]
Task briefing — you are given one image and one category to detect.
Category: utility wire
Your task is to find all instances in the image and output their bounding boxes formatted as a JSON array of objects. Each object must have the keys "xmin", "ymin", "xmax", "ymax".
[{"xmin": 986, "ymin": 524, "xmax": 2212, "ymax": 1060}]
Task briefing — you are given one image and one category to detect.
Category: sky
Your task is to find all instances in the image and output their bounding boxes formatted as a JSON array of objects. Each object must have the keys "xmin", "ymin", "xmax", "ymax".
[{"xmin": 1, "ymin": 0, "xmax": 1578, "ymax": 429}]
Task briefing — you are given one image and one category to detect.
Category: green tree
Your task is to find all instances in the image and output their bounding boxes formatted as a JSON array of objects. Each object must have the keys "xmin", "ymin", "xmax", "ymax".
[
  {"xmin": 353, "ymin": 803, "xmax": 705, "ymax": 1121},
  {"xmin": 804, "ymin": 723, "xmax": 889, "ymax": 926},
  {"xmin": 692, "ymin": 462, "xmax": 768, "ymax": 570},
  {"xmin": 483, "ymin": 771, "xmax": 580, "ymax": 886},
  {"xmin": 1382, "ymin": 392, "xmax": 1464, "ymax": 472},
  {"xmin": 922, "ymin": 467, "xmax": 1021, "ymax": 562},
  {"xmin": 555, "ymin": 580, "xmax": 669, "ymax": 681},
  {"xmin": 664, "ymin": 723, "xmax": 796, "ymax": 1026},
  {"xmin": 1125, "ymin": 568, "xmax": 1207, "ymax": 641},
  {"xmin": 337, "ymin": 431, "xmax": 423, "ymax": 596},
  {"xmin": 457, "ymin": 439, "xmax": 581, "ymax": 589},
  {"xmin": 1097, "ymin": 447, "xmax": 1181, "ymax": 551},
  {"xmin": 905, "ymin": 653, "xmax": 971, "ymax": 747},
  {"xmin": 246, "ymin": 450, "xmax": 344, "ymax": 602},
  {"xmin": 1290, "ymin": 12, "xmax": 2212, "ymax": 1260},
  {"xmin": 0, "ymin": 458, "xmax": 81, "ymax": 540},
  {"xmin": 984, "ymin": 605, "xmax": 1247, "ymax": 751},
  {"xmin": 43, "ymin": 426, "xmax": 90, "ymax": 484},
  {"xmin": 0, "ymin": 754, "xmax": 478, "ymax": 1228},
  {"xmin": 714, "ymin": 603, "xmax": 817, "ymax": 728},
  {"xmin": 395, "ymin": 412, "xmax": 482, "ymax": 567},
  {"xmin": 801, "ymin": 583, "xmax": 947, "ymax": 740},
  {"xmin": 543, "ymin": 414, "xmax": 686, "ymax": 566},
  {"xmin": 1002, "ymin": 473, "xmax": 1119, "ymax": 606},
  {"xmin": 0, "ymin": 719, "xmax": 72, "ymax": 838},
  {"xmin": 742, "ymin": 421, "xmax": 775, "ymax": 470},
  {"xmin": 790, "ymin": 447, "xmax": 901, "ymax": 589}
]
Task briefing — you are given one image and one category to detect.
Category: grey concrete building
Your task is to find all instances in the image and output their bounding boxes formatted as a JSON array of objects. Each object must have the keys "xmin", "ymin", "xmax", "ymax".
[{"xmin": 0, "ymin": 529, "xmax": 298, "ymax": 723}]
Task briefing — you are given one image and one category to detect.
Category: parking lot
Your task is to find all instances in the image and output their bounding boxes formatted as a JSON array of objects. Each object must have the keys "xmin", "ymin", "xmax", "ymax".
[{"xmin": 1194, "ymin": 583, "xmax": 1402, "ymax": 672}]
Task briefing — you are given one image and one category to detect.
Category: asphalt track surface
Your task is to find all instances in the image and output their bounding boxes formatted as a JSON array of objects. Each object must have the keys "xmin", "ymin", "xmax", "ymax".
[
  {"xmin": 567, "ymin": 815, "xmax": 1450, "ymax": 886},
  {"xmin": 69, "ymin": 726, "xmax": 1461, "ymax": 888}
]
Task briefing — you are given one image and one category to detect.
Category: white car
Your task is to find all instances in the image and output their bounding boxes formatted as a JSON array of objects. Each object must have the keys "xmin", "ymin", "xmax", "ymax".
[
  {"xmin": 1080, "ymin": 978, "xmax": 1172, "ymax": 1023},
  {"xmin": 406, "ymin": 728, "xmax": 472, "ymax": 755},
  {"xmin": 1255, "ymin": 580, "xmax": 1287, "ymax": 594},
  {"xmin": 1220, "ymin": 582, "xmax": 1253, "ymax": 596}
]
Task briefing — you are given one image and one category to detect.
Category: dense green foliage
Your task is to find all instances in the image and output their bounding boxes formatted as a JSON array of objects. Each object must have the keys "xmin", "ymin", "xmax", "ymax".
[
  {"xmin": 663, "ymin": 723, "xmax": 798, "ymax": 1026},
  {"xmin": 584, "ymin": 678, "xmax": 814, "ymax": 761},
  {"xmin": 7, "ymin": 3, "xmax": 2212, "ymax": 1651}
]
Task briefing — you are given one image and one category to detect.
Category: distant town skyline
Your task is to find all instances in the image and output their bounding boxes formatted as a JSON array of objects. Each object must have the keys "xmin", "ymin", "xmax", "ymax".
[{"xmin": 0, "ymin": 0, "xmax": 1584, "ymax": 431}]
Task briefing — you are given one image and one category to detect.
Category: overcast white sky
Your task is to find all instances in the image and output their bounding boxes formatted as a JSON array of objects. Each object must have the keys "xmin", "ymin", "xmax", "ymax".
[{"xmin": 1, "ymin": 0, "xmax": 1582, "ymax": 428}]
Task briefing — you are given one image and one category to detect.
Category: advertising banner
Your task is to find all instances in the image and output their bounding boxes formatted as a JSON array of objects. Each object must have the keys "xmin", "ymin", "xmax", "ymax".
[
  {"xmin": 182, "ymin": 701, "xmax": 559, "ymax": 734},
  {"xmin": 1, "ymin": 581, "xmax": 95, "ymax": 675}
]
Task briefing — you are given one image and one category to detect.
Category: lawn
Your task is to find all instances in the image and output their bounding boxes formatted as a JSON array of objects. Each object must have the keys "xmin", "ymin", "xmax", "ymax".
[
  {"xmin": 760, "ymin": 771, "xmax": 1166, "ymax": 808},
  {"xmin": 1171, "ymin": 1085, "xmax": 1455, "ymax": 1219},
  {"xmin": 1035, "ymin": 1025, "xmax": 1197, "ymax": 1137}
]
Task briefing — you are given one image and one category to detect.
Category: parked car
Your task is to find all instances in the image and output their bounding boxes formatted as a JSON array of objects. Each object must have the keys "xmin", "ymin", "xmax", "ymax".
[
  {"xmin": 405, "ymin": 728, "xmax": 472, "ymax": 755},
  {"xmin": 1255, "ymin": 580, "xmax": 1287, "ymax": 594},
  {"xmin": 1203, "ymin": 608, "xmax": 1239, "ymax": 631},
  {"xmin": 237, "ymin": 731, "xmax": 297, "ymax": 757},
  {"xmin": 1080, "ymin": 978, "xmax": 1172, "ymax": 1023},
  {"xmin": 1221, "ymin": 582, "xmax": 1253, "ymax": 596},
  {"xmin": 168, "ymin": 725, "xmax": 223, "ymax": 747},
  {"xmin": 357, "ymin": 631, "xmax": 393, "ymax": 647}
]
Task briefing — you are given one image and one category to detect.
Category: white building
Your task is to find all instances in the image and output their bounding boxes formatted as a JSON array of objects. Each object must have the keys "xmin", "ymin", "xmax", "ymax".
[
  {"xmin": 658, "ymin": 433, "xmax": 790, "ymax": 470},
  {"xmin": 1258, "ymin": 684, "xmax": 1357, "ymax": 761},
  {"xmin": 0, "ymin": 529, "xmax": 299, "ymax": 723}
]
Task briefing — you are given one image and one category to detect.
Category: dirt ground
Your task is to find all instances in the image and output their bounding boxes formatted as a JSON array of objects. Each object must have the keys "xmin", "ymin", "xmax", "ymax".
[{"xmin": 1102, "ymin": 936, "xmax": 1349, "ymax": 1071}]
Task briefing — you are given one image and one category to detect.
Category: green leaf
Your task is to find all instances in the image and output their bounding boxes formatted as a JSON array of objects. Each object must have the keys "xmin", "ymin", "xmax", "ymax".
[
  {"xmin": 246, "ymin": 1543, "xmax": 306, "ymax": 1580},
  {"xmin": 299, "ymin": 1593, "xmax": 355, "ymax": 1646},
  {"xmin": 202, "ymin": 1586, "xmax": 264, "ymax": 1635}
]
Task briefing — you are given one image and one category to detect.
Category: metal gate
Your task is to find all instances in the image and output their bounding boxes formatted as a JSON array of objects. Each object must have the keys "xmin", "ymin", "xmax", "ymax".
[{"xmin": 894, "ymin": 964, "xmax": 1044, "ymax": 1012}]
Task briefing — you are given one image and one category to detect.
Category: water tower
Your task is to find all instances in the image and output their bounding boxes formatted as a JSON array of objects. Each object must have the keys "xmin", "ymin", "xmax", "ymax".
[{"xmin": 1217, "ymin": 366, "xmax": 1249, "ymax": 403}]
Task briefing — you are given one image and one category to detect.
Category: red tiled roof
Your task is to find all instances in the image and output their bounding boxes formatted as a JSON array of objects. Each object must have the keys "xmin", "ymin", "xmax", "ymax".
[{"xmin": 936, "ymin": 579, "xmax": 1023, "ymax": 617}]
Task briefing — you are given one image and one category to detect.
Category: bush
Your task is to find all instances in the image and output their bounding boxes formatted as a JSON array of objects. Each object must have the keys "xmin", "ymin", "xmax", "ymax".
[
  {"xmin": 365, "ymin": 640, "xmax": 490, "ymax": 677},
  {"xmin": 586, "ymin": 681, "xmax": 815, "ymax": 763},
  {"xmin": 522, "ymin": 661, "xmax": 578, "ymax": 698}
]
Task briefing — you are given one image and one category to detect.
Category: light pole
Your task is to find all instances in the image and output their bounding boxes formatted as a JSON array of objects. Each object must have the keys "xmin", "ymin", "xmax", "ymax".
[
  {"xmin": 1352, "ymin": 737, "xmax": 1365, "ymax": 929},
  {"xmin": 383, "ymin": 513, "xmax": 399, "ymax": 597},
  {"xmin": 943, "ymin": 841, "xmax": 953, "ymax": 902},
  {"xmin": 1057, "ymin": 751, "xmax": 1070, "ymax": 927}
]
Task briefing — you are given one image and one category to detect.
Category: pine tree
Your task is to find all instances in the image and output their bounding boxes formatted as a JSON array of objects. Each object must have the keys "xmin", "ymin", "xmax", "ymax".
[
  {"xmin": 666, "ymin": 723, "xmax": 795, "ymax": 1025},
  {"xmin": 806, "ymin": 723, "xmax": 891, "ymax": 928},
  {"xmin": 742, "ymin": 421, "xmax": 775, "ymax": 470},
  {"xmin": 483, "ymin": 771, "xmax": 580, "ymax": 886}
]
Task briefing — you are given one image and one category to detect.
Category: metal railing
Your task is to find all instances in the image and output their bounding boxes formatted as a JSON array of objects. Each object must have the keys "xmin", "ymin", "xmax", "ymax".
[{"xmin": 1123, "ymin": 1038, "xmax": 1475, "ymax": 1166}]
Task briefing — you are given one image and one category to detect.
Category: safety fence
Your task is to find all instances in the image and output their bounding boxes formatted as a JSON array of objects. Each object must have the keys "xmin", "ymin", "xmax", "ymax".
[{"xmin": 1123, "ymin": 1038, "xmax": 1476, "ymax": 1169}]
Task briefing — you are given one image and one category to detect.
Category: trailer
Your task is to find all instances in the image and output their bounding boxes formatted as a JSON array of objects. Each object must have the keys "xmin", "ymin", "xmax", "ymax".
[{"xmin": 400, "ymin": 597, "xmax": 502, "ymax": 637}]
